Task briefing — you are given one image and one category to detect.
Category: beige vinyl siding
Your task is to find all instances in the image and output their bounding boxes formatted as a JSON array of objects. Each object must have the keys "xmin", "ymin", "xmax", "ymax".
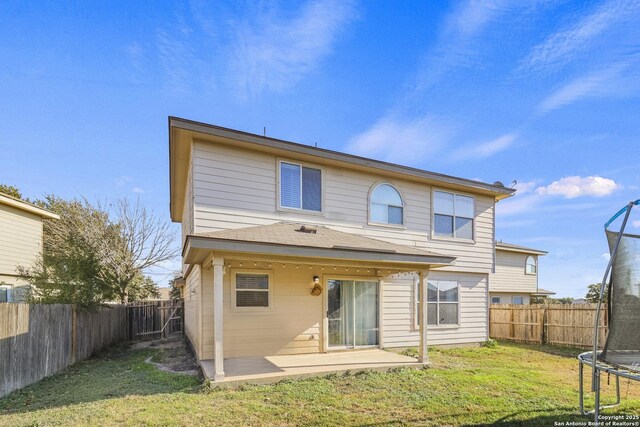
[
  {"xmin": 196, "ymin": 262, "xmax": 324, "ymax": 359},
  {"xmin": 490, "ymin": 250, "xmax": 538, "ymax": 293},
  {"xmin": 0, "ymin": 203, "xmax": 43, "ymax": 277},
  {"xmin": 382, "ymin": 271, "xmax": 488, "ymax": 347},
  {"xmin": 184, "ymin": 266, "xmax": 202, "ymax": 359},
  {"xmin": 191, "ymin": 141, "xmax": 495, "ymax": 273},
  {"xmin": 181, "ymin": 163, "xmax": 194, "ymax": 245},
  {"xmin": 221, "ymin": 264, "xmax": 322, "ymax": 358}
]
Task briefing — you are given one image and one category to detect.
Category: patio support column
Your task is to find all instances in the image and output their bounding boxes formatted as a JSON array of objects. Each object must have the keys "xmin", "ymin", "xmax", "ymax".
[
  {"xmin": 418, "ymin": 269, "xmax": 429, "ymax": 363},
  {"xmin": 212, "ymin": 257, "xmax": 225, "ymax": 381}
]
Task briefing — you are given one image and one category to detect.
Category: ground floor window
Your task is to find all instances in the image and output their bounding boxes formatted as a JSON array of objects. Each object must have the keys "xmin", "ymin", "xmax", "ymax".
[
  {"xmin": 512, "ymin": 296, "xmax": 524, "ymax": 305},
  {"xmin": 234, "ymin": 273, "xmax": 270, "ymax": 308},
  {"xmin": 416, "ymin": 280, "xmax": 460, "ymax": 326},
  {"xmin": 0, "ymin": 285, "xmax": 11, "ymax": 303},
  {"xmin": 491, "ymin": 296, "xmax": 501, "ymax": 304}
]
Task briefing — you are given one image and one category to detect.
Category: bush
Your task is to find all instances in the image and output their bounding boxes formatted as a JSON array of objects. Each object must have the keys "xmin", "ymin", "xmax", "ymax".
[{"xmin": 482, "ymin": 339, "xmax": 498, "ymax": 348}]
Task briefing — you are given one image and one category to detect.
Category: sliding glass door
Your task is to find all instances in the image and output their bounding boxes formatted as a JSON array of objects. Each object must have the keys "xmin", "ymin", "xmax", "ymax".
[{"xmin": 328, "ymin": 279, "xmax": 379, "ymax": 348}]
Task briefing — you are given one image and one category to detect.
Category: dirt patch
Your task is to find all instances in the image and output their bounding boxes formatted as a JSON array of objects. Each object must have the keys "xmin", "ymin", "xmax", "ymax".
[{"xmin": 136, "ymin": 337, "xmax": 201, "ymax": 377}]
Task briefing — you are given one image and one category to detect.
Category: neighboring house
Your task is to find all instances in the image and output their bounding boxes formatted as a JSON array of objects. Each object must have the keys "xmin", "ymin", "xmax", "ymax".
[
  {"xmin": 573, "ymin": 298, "xmax": 589, "ymax": 305},
  {"xmin": 489, "ymin": 242, "xmax": 551, "ymax": 305},
  {"xmin": 169, "ymin": 117, "xmax": 515, "ymax": 382},
  {"xmin": 0, "ymin": 193, "xmax": 59, "ymax": 302}
]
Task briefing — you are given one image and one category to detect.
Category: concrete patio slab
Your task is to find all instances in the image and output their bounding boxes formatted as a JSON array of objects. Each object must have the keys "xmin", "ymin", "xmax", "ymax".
[{"xmin": 200, "ymin": 349, "xmax": 425, "ymax": 387}]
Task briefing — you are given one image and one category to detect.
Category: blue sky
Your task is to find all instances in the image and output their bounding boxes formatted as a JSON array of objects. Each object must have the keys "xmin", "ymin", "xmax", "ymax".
[{"xmin": 1, "ymin": 0, "xmax": 639, "ymax": 295}]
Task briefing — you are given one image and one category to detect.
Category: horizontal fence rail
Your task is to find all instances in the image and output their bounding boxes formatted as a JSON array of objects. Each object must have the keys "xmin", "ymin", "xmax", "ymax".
[
  {"xmin": 489, "ymin": 304, "xmax": 608, "ymax": 348},
  {"xmin": 0, "ymin": 299, "xmax": 183, "ymax": 398}
]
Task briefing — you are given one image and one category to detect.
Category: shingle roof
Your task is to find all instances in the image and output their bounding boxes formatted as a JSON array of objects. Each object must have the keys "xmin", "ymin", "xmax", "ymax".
[
  {"xmin": 193, "ymin": 222, "xmax": 449, "ymax": 258},
  {"xmin": 496, "ymin": 241, "xmax": 547, "ymax": 255},
  {"xmin": 533, "ymin": 288, "xmax": 556, "ymax": 295}
]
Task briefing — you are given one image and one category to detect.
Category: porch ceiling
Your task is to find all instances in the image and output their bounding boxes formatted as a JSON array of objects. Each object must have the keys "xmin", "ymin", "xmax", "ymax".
[{"xmin": 183, "ymin": 222, "xmax": 456, "ymax": 269}]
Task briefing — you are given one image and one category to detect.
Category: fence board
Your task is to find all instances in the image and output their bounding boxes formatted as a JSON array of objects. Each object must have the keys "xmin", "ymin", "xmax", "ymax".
[{"xmin": 489, "ymin": 304, "xmax": 608, "ymax": 348}]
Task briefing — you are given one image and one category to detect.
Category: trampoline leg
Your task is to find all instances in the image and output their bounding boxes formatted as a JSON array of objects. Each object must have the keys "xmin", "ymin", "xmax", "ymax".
[
  {"xmin": 579, "ymin": 361, "xmax": 586, "ymax": 415},
  {"xmin": 594, "ymin": 372, "xmax": 600, "ymax": 426}
]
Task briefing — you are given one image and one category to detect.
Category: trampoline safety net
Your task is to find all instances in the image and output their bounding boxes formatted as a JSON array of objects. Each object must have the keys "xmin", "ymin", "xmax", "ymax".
[{"xmin": 601, "ymin": 230, "xmax": 640, "ymax": 372}]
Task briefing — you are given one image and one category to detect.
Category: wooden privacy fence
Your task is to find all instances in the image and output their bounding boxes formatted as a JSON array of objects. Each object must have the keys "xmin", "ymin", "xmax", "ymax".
[
  {"xmin": 489, "ymin": 304, "xmax": 608, "ymax": 348},
  {"xmin": 126, "ymin": 300, "xmax": 183, "ymax": 340},
  {"xmin": 0, "ymin": 304, "xmax": 127, "ymax": 398}
]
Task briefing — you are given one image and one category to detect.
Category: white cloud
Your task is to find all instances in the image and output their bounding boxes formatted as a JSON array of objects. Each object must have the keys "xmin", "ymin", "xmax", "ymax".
[
  {"xmin": 535, "ymin": 176, "xmax": 619, "ymax": 199},
  {"xmin": 132, "ymin": 187, "xmax": 144, "ymax": 194},
  {"xmin": 115, "ymin": 176, "xmax": 132, "ymax": 187},
  {"xmin": 601, "ymin": 252, "xmax": 611, "ymax": 261},
  {"xmin": 520, "ymin": 0, "xmax": 640, "ymax": 73},
  {"xmin": 229, "ymin": 0, "xmax": 358, "ymax": 98},
  {"xmin": 513, "ymin": 180, "xmax": 539, "ymax": 195},
  {"xmin": 536, "ymin": 63, "xmax": 631, "ymax": 114},
  {"xmin": 345, "ymin": 115, "xmax": 453, "ymax": 165},
  {"xmin": 451, "ymin": 133, "xmax": 517, "ymax": 161},
  {"xmin": 632, "ymin": 220, "xmax": 640, "ymax": 228}
]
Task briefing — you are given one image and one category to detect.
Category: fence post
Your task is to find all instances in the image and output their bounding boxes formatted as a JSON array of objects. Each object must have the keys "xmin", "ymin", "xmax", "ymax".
[
  {"xmin": 540, "ymin": 306, "xmax": 546, "ymax": 345},
  {"xmin": 71, "ymin": 304, "xmax": 77, "ymax": 364}
]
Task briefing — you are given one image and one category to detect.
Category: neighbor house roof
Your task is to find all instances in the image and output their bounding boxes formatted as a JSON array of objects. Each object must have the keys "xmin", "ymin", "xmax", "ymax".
[
  {"xmin": 183, "ymin": 222, "xmax": 456, "ymax": 267},
  {"xmin": 495, "ymin": 241, "xmax": 547, "ymax": 255},
  {"xmin": 533, "ymin": 288, "xmax": 556, "ymax": 296},
  {"xmin": 0, "ymin": 193, "xmax": 59, "ymax": 220},
  {"xmin": 169, "ymin": 117, "xmax": 516, "ymax": 222}
]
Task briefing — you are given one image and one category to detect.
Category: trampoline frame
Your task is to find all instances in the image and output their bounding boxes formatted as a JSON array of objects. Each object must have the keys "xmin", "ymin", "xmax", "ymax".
[{"xmin": 578, "ymin": 199, "xmax": 640, "ymax": 425}]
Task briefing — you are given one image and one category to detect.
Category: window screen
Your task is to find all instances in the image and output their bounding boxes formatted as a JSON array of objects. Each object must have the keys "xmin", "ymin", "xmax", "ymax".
[
  {"xmin": 235, "ymin": 274, "xmax": 270, "ymax": 307},
  {"xmin": 280, "ymin": 162, "xmax": 321, "ymax": 212}
]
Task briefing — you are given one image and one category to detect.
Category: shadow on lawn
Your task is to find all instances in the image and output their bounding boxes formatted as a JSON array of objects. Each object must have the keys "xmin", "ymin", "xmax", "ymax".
[
  {"xmin": 498, "ymin": 340, "xmax": 586, "ymax": 360},
  {"xmin": 0, "ymin": 342, "xmax": 202, "ymax": 416},
  {"xmin": 358, "ymin": 407, "xmax": 589, "ymax": 426}
]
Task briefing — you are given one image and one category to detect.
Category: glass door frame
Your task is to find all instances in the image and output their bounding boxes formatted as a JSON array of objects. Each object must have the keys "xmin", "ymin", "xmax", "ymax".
[{"xmin": 323, "ymin": 275, "xmax": 381, "ymax": 351}]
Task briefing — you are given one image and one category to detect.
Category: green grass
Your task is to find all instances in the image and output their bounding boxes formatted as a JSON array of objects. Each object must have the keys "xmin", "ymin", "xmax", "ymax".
[{"xmin": 1, "ymin": 342, "xmax": 639, "ymax": 426}]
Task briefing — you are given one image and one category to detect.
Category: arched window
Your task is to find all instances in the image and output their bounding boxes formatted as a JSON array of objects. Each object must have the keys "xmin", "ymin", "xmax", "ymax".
[
  {"xmin": 525, "ymin": 256, "xmax": 537, "ymax": 275},
  {"xmin": 370, "ymin": 184, "xmax": 404, "ymax": 225}
]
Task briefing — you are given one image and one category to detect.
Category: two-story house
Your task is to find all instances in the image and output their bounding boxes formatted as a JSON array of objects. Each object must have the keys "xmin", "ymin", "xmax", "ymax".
[
  {"xmin": 489, "ymin": 242, "xmax": 552, "ymax": 304},
  {"xmin": 169, "ymin": 117, "xmax": 514, "ymax": 383},
  {"xmin": 0, "ymin": 192, "xmax": 59, "ymax": 302}
]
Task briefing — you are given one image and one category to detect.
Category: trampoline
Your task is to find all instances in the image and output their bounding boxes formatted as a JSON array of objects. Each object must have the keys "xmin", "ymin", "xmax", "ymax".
[{"xmin": 578, "ymin": 199, "xmax": 640, "ymax": 423}]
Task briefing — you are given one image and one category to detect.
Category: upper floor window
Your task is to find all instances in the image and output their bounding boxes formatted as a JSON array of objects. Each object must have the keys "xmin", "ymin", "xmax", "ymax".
[
  {"xmin": 370, "ymin": 184, "xmax": 404, "ymax": 225},
  {"xmin": 525, "ymin": 256, "xmax": 537, "ymax": 275},
  {"xmin": 433, "ymin": 190, "xmax": 474, "ymax": 240},
  {"xmin": 280, "ymin": 161, "xmax": 322, "ymax": 212}
]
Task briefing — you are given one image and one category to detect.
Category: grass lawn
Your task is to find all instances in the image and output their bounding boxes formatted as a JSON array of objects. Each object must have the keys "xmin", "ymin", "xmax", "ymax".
[{"xmin": 1, "ymin": 342, "xmax": 639, "ymax": 426}]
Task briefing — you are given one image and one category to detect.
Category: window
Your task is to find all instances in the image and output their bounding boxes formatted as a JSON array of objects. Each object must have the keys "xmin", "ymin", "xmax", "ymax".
[
  {"xmin": 235, "ymin": 273, "xmax": 270, "ymax": 308},
  {"xmin": 280, "ymin": 161, "xmax": 322, "ymax": 212},
  {"xmin": 491, "ymin": 296, "xmax": 501, "ymax": 304},
  {"xmin": 525, "ymin": 256, "xmax": 537, "ymax": 275},
  {"xmin": 433, "ymin": 191, "xmax": 474, "ymax": 239},
  {"xmin": 513, "ymin": 296, "xmax": 524, "ymax": 305},
  {"xmin": 416, "ymin": 280, "xmax": 459, "ymax": 326},
  {"xmin": 0, "ymin": 285, "xmax": 10, "ymax": 303},
  {"xmin": 370, "ymin": 184, "xmax": 404, "ymax": 225}
]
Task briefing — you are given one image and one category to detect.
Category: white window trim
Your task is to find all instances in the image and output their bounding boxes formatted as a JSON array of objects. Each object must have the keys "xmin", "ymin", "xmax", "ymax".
[
  {"xmin": 525, "ymin": 256, "xmax": 537, "ymax": 275},
  {"xmin": 431, "ymin": 189, "xmax": 476, "ymax": 242},
  {"xmin": 231, "ymin": 269, "xmax": 273, "ymax": 312},
  {"xmin": 414, "ymin": 279, "xmax": 461, "ymax": 329},
  {"xmin": 367, "ymin": 182, "xmax": 406, "ymax": 228},
  {"xmin": 276, "ymin": 159, "xmax": 324, "ymax": 215}
]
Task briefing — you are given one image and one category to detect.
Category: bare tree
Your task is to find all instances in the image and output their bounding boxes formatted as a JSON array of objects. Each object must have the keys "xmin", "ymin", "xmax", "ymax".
[{"xmin": 99, "ymin": 198, "xmax": 178, "ymax": 303}]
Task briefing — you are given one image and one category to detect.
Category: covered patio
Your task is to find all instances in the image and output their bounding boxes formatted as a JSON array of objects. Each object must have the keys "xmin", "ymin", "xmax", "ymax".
[
  {"xmin": 200, "ymin": 349, "xmax": 423, "ymax": 386},
  {"xmin": 183, "ymin": 222, "xmax": 456, "ymax": 383}
]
